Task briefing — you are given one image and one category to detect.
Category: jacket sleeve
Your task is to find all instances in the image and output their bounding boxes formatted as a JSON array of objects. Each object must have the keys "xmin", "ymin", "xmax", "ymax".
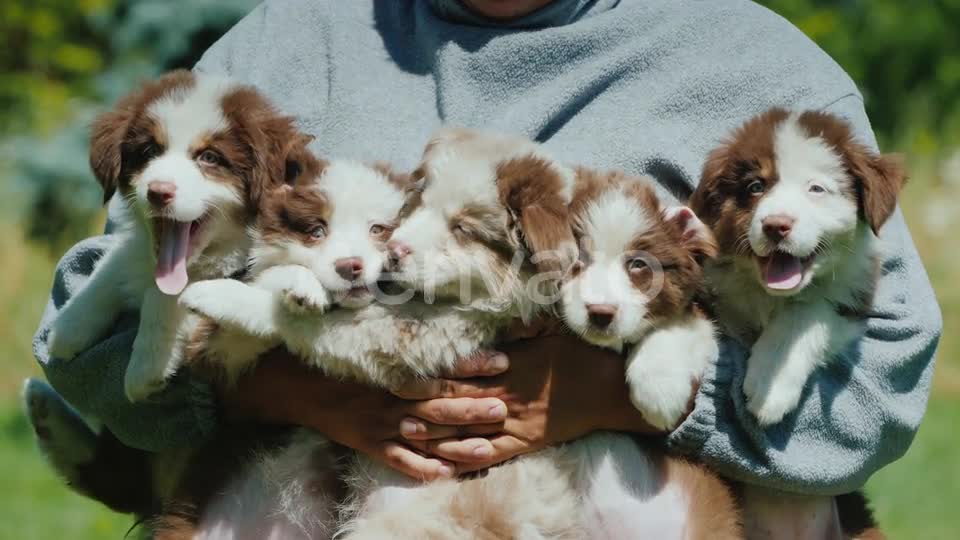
[
  {"xmin": 34, "ymin": 229, "xmax": 219, "ymax": 451},
  {"xmin": 667, "ymin": 94, "xmax": 943, "ymax": 495}
]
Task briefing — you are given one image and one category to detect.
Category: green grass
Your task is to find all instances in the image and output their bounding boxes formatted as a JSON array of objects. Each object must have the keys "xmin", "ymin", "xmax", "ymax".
[
  {"xmin": 0, "ymin": 169, "xmax": 956, "ymax": 538},
  {"xmin": 0, "ymin": 408, "xmax": 133, "ymax": 540}
]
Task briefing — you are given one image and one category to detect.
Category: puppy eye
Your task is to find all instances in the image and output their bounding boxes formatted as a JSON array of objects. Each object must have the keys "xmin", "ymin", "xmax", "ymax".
[
  {"xmin": 370, "ymin": 224, "xmax": 392, "ymax": 238},
  {"xmin": 808, "ymin": 184, "xmax": 826, "ymax": 194},
  {"xmin": 626, "ymin": 258, "xmax": 648, "ymax": 273},
  {"xmin": 746, "ymin": 180, "xmax": 765, "ymax": 195},
  {"xmin": 308, "ymin": 222, "xmax": 328, "ymax": 239},
  {"xmin": 451, "ymin": 223, "xmax": 468, "ymax": 235},
  {"xmin": 142, "ymin": 142, "xmax": 162, "ymax": 160},
  {"xmin": 197, "ymin": 149, "xmax": 224, "ymax": 166}
]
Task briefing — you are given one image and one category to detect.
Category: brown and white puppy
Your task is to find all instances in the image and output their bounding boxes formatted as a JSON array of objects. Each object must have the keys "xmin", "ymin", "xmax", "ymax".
[
  {"xmin": 45, "ymin": 70, "xmax": 306, "ymax": 402},
  {"xmin": 559, "ymin": 169, "xmax": 742, "ymax": 539},
  {"xmin": 689, "ymin": 108, "xmax": 906, "ymax": 426},
  {"xmin": 562, "ymin": 169, "xmax": 719, "ymax": 430},
  {"xmin": 690, "ymin": 108, "xmax": 900, "ymax": 539}
]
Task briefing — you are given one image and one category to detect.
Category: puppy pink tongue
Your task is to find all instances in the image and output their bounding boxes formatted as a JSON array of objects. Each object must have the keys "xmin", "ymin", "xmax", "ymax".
[
  {"xmin": 155, "ymin": 219, "xmax": 191, "ymax": 295},
  {"xmin": 764, "ymin": 252, "xmax": 803, "ymax": 290}
]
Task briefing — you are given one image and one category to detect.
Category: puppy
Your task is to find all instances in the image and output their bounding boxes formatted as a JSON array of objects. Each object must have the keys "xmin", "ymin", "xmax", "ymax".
[
  {"xmin": 562, "ymin": 168, "xmax": 719, "ymax": 430},
  {"xmin": 45, "ymin": 70, "xmax": 307, "ymax": 402},
  {"xmin": 690, "ymin": 108, "xmax": 901, "ymax": 540},
  {"xmin": 689, "ymin": 108, "xmax": 906, "ymax": 426},
  {"xmin": 560, "ymin": 169, "xmax": 742, "ymax": 539}
]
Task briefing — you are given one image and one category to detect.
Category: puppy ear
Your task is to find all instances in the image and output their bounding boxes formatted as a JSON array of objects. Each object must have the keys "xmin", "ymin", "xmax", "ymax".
[
  {"xmin": 251, "ymin": 114, "xmax": 309, "ymax": 209},
  {"xmin": 688, "ymin": 145, "xmax": 730, "ymax": 225},
  {"xmin": 663, "ymin": 206, "xmax": 718, "ymax": 262},
  {"xmin": 497, "ymin": 157, "xmax": 577, "ymax": 274},
  {"xmin": 850, "ymin": 150, "xmax": 907, "ymax": 235},
  {"xmin": 89, "ymin": 108, "xmax": 131, "ymax": 205}
]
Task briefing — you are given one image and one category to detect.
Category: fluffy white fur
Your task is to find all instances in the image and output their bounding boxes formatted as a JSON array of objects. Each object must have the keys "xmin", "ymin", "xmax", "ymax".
[
  {"xmin": 710, "ymin": 114, "xmax": 883, "ymax": 426},
  {"xmin": 47, "ymin": 77, "xmax": 253, "ymax": 403}
]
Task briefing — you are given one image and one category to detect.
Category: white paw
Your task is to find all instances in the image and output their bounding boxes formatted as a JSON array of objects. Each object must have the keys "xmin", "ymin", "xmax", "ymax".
[
  {"xmin": 744, "ymin": 374, "xmax": 804, "ymax": 426},
  {"xmin": 47, "ymin": 310, "xmax": 104, "ymax": 360},
  {"xmin": 627, "ymin": 372, "xmax": 693, "ymax": 431},
  {"xmin": 179, "ymin": 281, "xmax": 232, "ymax": 319},
  {"xmin": 124, "ymin": 344, "xmax": 176, "ymax": 402},
  {"xmin": 281, "ymin": 286, "xmax": 329, "ymax": 314}
]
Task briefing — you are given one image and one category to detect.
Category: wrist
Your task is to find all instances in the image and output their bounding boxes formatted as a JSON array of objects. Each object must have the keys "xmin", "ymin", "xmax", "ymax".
[{"xmin": 597, "ymin": 360, "xmax": 662, "ymax": 435}]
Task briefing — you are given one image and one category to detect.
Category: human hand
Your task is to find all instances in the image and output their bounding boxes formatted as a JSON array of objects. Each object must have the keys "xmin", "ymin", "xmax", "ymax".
[{"xmin": 393, "ymin": 334, "xmax": 667, "ymax": 475}]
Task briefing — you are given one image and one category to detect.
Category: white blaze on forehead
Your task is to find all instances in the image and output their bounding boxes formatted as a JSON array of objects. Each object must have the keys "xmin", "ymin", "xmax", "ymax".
[
  {"xmin": 582, "ymin": 187, "xmax": 656, "ymax": 258},
  {"xmin": 422, "ymin": 150, "xmax": 500, "ymax": 213},
  {"xmin": 147, "ymin": 76, "xmax": 234, "ymax": 150},
  {"xmin": 773, "ymin": 114, "xmax": 848, "ymax": 190},
  {"xmin": 321, "ymin": 161, "xmax": 405, "ymax": 224}
]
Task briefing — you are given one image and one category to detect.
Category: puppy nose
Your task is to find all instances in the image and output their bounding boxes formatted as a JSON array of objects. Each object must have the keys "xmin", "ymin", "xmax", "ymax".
[
  {"xmin": 762, "ymin": 215, "xmax": 795, "ymax": 242},
  {"xmin": 586, "ymin": 304, "xmax": 617, "ymax": 329},
  {"xmin": 387, "ymin": 240, "xmax": 411, "ymax": 264},
  {"xmin": 335, "ymin": 257, "xmax": 364, "ymax": 281},
  {"xmin": 147, "ymin": 181, "xmax": 177, "ymax": 207}
]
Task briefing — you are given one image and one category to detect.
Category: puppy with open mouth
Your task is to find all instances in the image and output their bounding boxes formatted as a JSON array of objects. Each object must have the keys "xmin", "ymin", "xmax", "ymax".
[
  {"xmin": 45, "ymin": 70, "xmax": 309, "ymax": 403},
  {"xmin": 690, "ymin": 107, "xmax": 904, "ymax": 539},
  {"xmin": 690, "ymin": 107, "xmax": 906, "ymax": 427}
]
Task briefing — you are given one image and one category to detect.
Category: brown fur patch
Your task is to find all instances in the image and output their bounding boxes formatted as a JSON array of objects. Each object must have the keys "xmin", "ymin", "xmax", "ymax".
[
  {"xmin": 688, "ymin": 108, "xmax": 789, "ymax": 256},
  {"xmin": 257, "ymin": 163, "xmax": 333, "ymax": 245},
  {"xmin": 663, "ymin": 457, "xmax": 743, "ymax": 539},
  {"xmin": 496, "ymin": 155, "xmax": 576, "ymax": 274}
]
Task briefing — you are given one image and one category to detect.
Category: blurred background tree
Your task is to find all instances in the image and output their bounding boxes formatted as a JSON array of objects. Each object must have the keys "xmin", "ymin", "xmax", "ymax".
[
  {"xmin": 0, "ymin": 0, "xmax": 257, "ymax": 253},
  {"xmin": 0, "ymin": 1, "xmax": 957, "ymax": 539}
]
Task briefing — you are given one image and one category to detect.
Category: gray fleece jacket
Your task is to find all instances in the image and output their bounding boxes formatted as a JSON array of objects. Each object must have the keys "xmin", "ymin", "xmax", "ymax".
[{"xmin": 34, "ymin": 0, "xmax": 942, "ymax": 495}]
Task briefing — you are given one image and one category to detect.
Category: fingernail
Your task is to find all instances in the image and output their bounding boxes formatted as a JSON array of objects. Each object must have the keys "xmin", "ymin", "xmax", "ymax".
[
  {"xmin": 489, "ymin": 353, "xmax": 508, "ymax": 371},
  {"xmin": 473, "ymin": 444, "xmax": 493, "ymax": 458},
  {"xmin": 438, "ymin": 465, "xmax": 455, "ymax": 478},
  {"xmin": 400, "ymin": 419, "xmax": 421, "ymax": 436},
  {"xmin": 487, "ymin": 402, "xmax": 507, "ymax": 419}
]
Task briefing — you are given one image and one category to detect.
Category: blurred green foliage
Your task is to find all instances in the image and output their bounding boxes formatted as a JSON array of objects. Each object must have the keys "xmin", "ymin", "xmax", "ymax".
[
  {"xmin": 0, "ymin": 0, "xmax": 257, "ymax": 252},
  {"xmin": 759, "ymin": 0, "xmax": 960, "ymax": 156}
]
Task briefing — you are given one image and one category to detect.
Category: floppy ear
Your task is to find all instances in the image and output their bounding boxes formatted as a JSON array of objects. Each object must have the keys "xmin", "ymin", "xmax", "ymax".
[
  {"xmin": 497, "ymin": 157, "xmax": 577, "ymax": 274},
  {"xmin": 250, "ymin": 114, "xmax": 310, "ymax": 210},
  {"xmin": 89, "ymin": 108, "xmax": 131, "ymax": 204},
  {"xmin": 663, "ymin": 206, "xmax": 718, "ymax": 262},
  {"xmin": 688, "ymin": 145, "xmax": 731, "ymax": 225},
  {"xmin": 849, "ymin": 150, "xmax": 907, "ymax": 235}
]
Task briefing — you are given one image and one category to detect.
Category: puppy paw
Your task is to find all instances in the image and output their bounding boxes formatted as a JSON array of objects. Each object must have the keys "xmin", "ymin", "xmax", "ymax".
[
  {"xmin": 627, "ymin": 372, "xmax": 693, "ymax": 431},
  {"xmin": 281, "ymin": 286, "xmax": 329, "ymax": 314},
  {"xmin": 124, "ymin": 343, "xmax": 177, "ymax": 403},
  {"xmin": 179, "ymin": 281, "xmax": 233, "ymax": 319},
  {"xmin": 47, "ymin": 309, "xmax": 104, "ymax": 360},
  {"xmin": 744, "ymin": 375, "xmax": 804, "ymax": 427}
]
